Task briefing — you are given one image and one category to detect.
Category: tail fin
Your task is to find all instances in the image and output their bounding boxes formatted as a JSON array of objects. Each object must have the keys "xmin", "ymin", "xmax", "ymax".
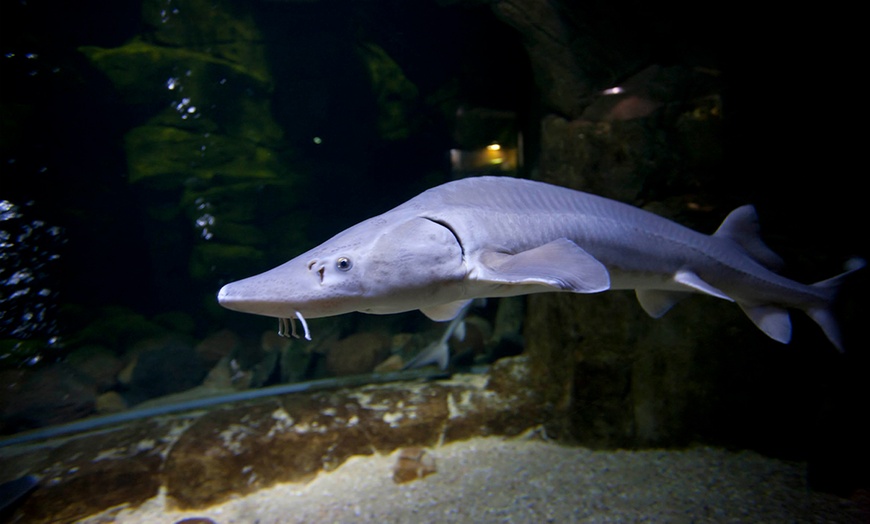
[{"xmin": 804, "ymin": 258, "xmax": 865, "ymax": 352}]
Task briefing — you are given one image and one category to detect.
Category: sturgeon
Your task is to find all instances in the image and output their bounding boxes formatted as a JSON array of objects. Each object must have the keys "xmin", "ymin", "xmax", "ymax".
[{"xmin": 218, "ymin": 176, "xmax": 860, "ymax": 353}]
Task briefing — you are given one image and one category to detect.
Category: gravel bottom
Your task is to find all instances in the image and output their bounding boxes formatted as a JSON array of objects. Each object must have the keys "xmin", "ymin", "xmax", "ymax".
[{"xmin": 80, "ymin": 436, "xmax": 864, "ymax": 524}]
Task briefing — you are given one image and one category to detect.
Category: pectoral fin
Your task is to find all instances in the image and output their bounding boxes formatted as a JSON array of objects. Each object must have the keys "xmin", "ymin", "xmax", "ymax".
[{"xmin": 476, "ymin": 238, "xmax": 610, "ymax": 293}]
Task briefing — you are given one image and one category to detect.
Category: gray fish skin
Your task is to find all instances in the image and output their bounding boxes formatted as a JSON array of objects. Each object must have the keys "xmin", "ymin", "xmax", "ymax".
[{"xmin": 218, "ymin": 176, "xmax": 860, "ymax": 350}]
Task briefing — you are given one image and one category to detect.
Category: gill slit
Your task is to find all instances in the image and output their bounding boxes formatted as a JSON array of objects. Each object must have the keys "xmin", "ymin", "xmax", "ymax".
[{"xmin": 423, "ymin": 217, "xmax": 465, "ymax": 258}]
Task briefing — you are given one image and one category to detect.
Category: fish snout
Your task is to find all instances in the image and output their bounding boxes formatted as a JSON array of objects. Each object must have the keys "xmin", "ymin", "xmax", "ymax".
[
  {"xmin": 216, "ymin": 283, "xmax": 234, "ymax": 306},
  {"xmin": 216, "ymin": 282, "xmax": 248, "ymax": 312},
  {"xmin": 217, "ymin": 280, "xmax": 293, "ymax": 318}
]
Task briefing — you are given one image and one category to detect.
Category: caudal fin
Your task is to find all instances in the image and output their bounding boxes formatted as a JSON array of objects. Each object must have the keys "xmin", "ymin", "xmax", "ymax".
[
  {"xmin": 804, "ymin": 258, "xmax": 865, "ymax": 352},
  {"xmin": 737, "ymin": 258, "xmax": 863, "ymax": 351},
  {"xmin": 716, "ymin": 207, "xmax": 861, "ymax": 350}
]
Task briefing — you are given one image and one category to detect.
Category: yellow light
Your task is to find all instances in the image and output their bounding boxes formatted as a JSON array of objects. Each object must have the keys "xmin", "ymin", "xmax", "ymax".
[{"xmin": 486, "ymin": 143, "xmax": 501, "ymax": 151}]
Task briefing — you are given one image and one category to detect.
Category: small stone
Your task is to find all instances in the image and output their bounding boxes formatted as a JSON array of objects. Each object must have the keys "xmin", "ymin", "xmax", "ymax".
[
  {"xmin": 324, "ymin": 332, "xmax": 391, "ymax": 376},
  {"xmin": 391, "ymin": 333, "xmax": 414, "ymax": 351},
  {"xmin": 373, "ymin": 354, "xmax": 403, "ymax": 373},
  {"xmin": 95, "ymin": 391, "xmax": 127, "ymax": 414},
  {"xmin": 196, "ymin": 329, "xmax": 240, "ymax": 366},
  {"xmin": 126, "ymin": 337, "xmax": 207, "ymax": 404},
  {"xmin": 202, "ymin": 357, "xmax": 228, "ymax": 387},
  {"xmin": 65, "ymin": 346, "xmax": 123, "ymax": 391},
  {"xmin": 392, "ymin": 447, "xmax": 436, "ymax": 484},
  {"xmin": 117, "ymin": 354, "xmax": 137, "ymax": 386},
  {"xmin": 174, "ymin": 518, "xmax": 217, "ymax": 524}
]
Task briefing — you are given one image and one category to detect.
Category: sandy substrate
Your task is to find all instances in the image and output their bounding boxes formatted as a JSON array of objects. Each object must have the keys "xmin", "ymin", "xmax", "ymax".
[{"xmin": 79, "ymin": 435, "xmax": 864, "ymax": 523}]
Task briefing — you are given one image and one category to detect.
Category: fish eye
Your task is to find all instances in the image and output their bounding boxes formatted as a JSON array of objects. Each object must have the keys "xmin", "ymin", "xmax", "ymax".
[{"xmin": 336, "ymin": 257, "xmax": 353, "ymax": 271}]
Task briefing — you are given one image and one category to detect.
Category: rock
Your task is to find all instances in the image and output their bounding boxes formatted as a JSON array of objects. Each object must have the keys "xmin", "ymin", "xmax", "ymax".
[
  {"xmin": 248, "ymin": 349, "xmax": 279, "ymax": 388},
  {"xmin": 392, "ymin": 447, "xmax": 436, "ymax": 484},
  {"xmin": 117, "ymin": 354, "xmax": 137, "ymax": 387},
  {"xmin": 373, "ymin": 354, "xmax": 404, "ymax": 373},
  {"xmin": 121, "ymin": 124, "xmax": 282, "ymax": 187},
  {"xmin": 140, "ymin": 0, "xmax": 271, "ymax": 81},
  {"xmin": 261, "ymin": 330, "xmax": 290, "ymax": 353},
  {"xmin": 496, "ymin": 0, "xmax": 732, "ymax": 451},
  {"xmin": 489, "ymin": 0, "xmax": 598, "ymax": 117},
  {"xmin": 450, "ymin": 317, "xmax": 488, "ymax": 366},
  {"xmin": 65, "ymin": 345, "xmax": 123, "ymax": 392},
  {"xmin": 538, "ymin": 114, "xmax": 648, "ymax": 203},
  {"xmin": 391, "ymin": 333, "xmax": 414, "ymax": 351},
  {"xmin": 195, "ymin": 329, "xmax": 240, "ymax": 367},
  {"xmin": 278, "ymin": 341, "xmax": 313, "ymax": 384},
  {"xmin": 577, "ymin": 65, "xmax": 720, "ymax": 123},
  {"xmin": 160, "ymin": 358, "xmax": 543, "ymax": 508},
  {"xmin": 79, "ymin": 39, "xmax": 273, "ymax": 129},
  {"xmin": 70, "ymin": 307, "xmax": 169, "ymax": 353},
  {"xmin": 1, "ymin": 356, "xmax": 547, "ymax": 520},
  {"xmin": 201, "ymin": 356, "xmax": 236, "ymax": 390},
  {"xmin": 357, "ymin": 42, "xmax": 420, "ymax": 141},
  {"xmin": 324, "ymin": 332, "xmax": 392, "ymax": 376},
  {"xmin": 95, "ymin": 391, "xmax": 128, "ymax": 414},
  {"xmin": 126, "ymin": 338, "xmax": 207, "ymax": 404},
  {"xmin": 1, "ymin": 421, "xmax": 165, "ymax": 523},
  {"xmin": 0, "ymin": 364, "xmax": 96, "ymax": 434}
]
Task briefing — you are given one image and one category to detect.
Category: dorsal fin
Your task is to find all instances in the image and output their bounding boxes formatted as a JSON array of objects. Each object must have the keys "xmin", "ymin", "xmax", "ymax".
[{"xmin": 713, "ymin": 205, "xmax": 785, "ymax": 271}]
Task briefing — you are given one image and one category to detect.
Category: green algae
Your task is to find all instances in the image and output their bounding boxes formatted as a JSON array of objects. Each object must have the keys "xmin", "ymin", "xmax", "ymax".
[
  {"xmin": 79, "ymin": 0, "xmax": 302, "ymax": 291},
  {"xmin": 357, "ymin": 42, "xmax": 420, "ymax": 141}
]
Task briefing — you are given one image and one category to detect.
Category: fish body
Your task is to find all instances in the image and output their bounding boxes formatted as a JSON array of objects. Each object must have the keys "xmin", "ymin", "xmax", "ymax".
[{"xmin": 218, "ymin": 176, "xmax": 859, "ymax": 350}]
